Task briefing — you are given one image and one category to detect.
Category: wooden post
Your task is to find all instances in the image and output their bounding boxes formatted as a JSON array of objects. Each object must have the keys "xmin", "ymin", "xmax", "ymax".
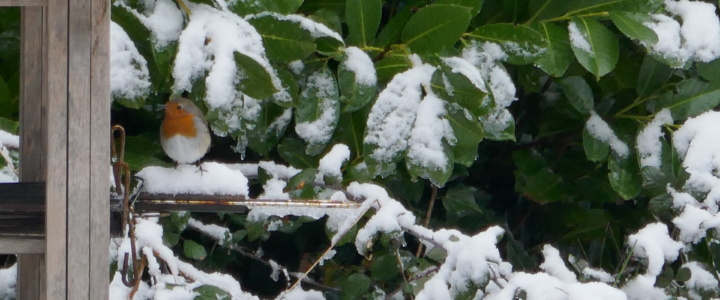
[{"xmin": 1, "ymin": 0, "xmax": 111, "ymax": 298}]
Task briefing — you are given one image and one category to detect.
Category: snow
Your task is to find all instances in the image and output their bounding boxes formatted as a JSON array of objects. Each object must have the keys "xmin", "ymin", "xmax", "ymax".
[
  {"xmin": 407, "ymin": 94, "xmax": 452, "ymax": 172},
  {"xmin": 136, "ymin": 162, "xmax": 249, "ymax": 196},
  {"xmin": 586, "ymin": 112, "xmax": 630, "ymax": 158},
  {"xmin": 117, "ymin": 0, "xmax": 184, "ymax": 49},
  {"xmin": 317, "ymin": 143, "xmax": 350, "ymax": 181},
  {"xmin": 682, "ymin": 262, "xmax": 719, "ymax": 294},
  {"xmin": 275, "ymin": 285, "xmax": 325, "ymax": 300},
  {"xmin": 288, "ymin": 60, "xmax": 304, "ymax": 75},
  {"xmin": 343, "ymin": 47, "xmax": 377, "ymax": 86},
  {"xmin": 644, "ymin": 0, "xmax": 720, "ymax": 65},
  {"xmin": 637, "ymin": 109, "xmax": 673, "ymax": 168},
  {"xmin": 110, "ymin": 22, "xmax": 151, "ymax": 101},
  {"xmin": 441, "ymin": 56, "xmax": 487, "ymax": 91},
  {"xmin": 539, "ymin": 245, "xmax": 576, "ymax": 283},
  {"xmin": 364, "ymin": 55, "xmax": 435, "ymax": 168},
  {"xmin": 295, "ymin": 70, "xmax": 339, "ymax": 149},
  {"xmin": 247, "ymin": 204, "xmax": 359, "ymax": 233},
  {"xmin": 258, "ymin": 161, "xmax": 300, "ymax": 179},
  {"xmin": 0, "ymin": 130, "xmax": 19, "ymax": 149},
  {"xmin": 173, "ymin": 5, "xmax": 282, "ymax": 110},
  {"xmin": 0, "ymin": 264, "xmax": 16, "ymax": 300},
  {"xmin": 188, "ymin": 217, "xmax": 230, "ymax": 243},
  {"xmin": 568, "ymin": 21, "xmax": 592, "ymax": 54},
  {"xmin": 246, "ymin": 12, "xmax": 343, "ymax": 42},
  {"xmin": 626, "ymin": 222, "xmax": 683, "ymax": 278},
  {"xmin": 582, "ymin": 267, "xmax": 615, "ymax": 283}
]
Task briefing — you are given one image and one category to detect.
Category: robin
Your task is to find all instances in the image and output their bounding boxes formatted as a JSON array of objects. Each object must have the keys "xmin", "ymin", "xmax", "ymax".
[{"xmin": 160, "ymin": 97, "xmax": 211, "ymax": 165}]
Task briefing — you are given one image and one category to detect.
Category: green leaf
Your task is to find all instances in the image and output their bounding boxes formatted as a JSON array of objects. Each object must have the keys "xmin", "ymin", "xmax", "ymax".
[
  {"xmin": 569, "ymin": 17, "xmax": 619, "ymax": 79},
  {"xmin": 431, "ymin": 67, "xmax": 491, "ymax": 117},
  {"xmin": 446, "ymin": 103, "xmax": 484, "ymax": 166},
  {"xmin": 559, "ymin": 76, "xmax": 594, "ymax": 114},
  {"xmin": 295, "ymin": 67, "xmax": 340, "ymax": 155},
  {"xmin": 608, "ymin": 154, "xmax": 642, "ymax": 200},
  {"xmin": 183, "ymin": 240, "xmax": 207, "ymax": 260},
  {"xmin": 247, "ymin": 102, "xmax": 292, "ymax": 156},
  {"xmin": 193, "ymin": 285, "xmax": 231, "ymax": 300},
  {"xmin": 0, "ymin": 75, "xmax": 17, "ymax": 119},
  {"xmin": 372, "ymin": 8, "xmax": 412, "ymax": 48},
  {"xmin": 532, "ymin": 22, "xmax": 572, "ymax": 77},
  {"xmin": 657, "ymin": 78, "xmax": 720, "ymax": 120},
  {"xmin": 345, "ymin": 0, "xmax": 381, "ymax": 47},
  {"xmin": 0, "ymin": 117, "xmax": 18, "ymax": 134},
  {"xmin": 481, "ymin": 110, "xmax": 515, "ymax": 141},
  {"xmin": 696, "ymin": 58, "xmax": 720, "ymax": 84},
  {"xmin": 406, "ymin": 140, "xmax": 454, "ymax": 188},
  {"xmin": 278, "ymin": 138, "xmax": 319, "ymax": 169},
  {"xmin": 375, "ymin": 50, "xmax": 412, "ymax": 85},
  {"xmin": 609, "ymin": 12, "xmax": 658, "ymax": 45},
  {"xmin": 272, "ymin": 68, "xmax": 299, "ymax": 108},
  {"xmin": 249, "ymin": 16, "xmax": 316, "ymax": 63},
  {"xmin": 401, "ymin": 4, "xmax": 472, "ymax": 54},
  {"xmin": 636, "ymin": 55, "xmax": 673, "ymax": 98},
  {"xmin": 443, "ymin": 184, "xmax": 481, "ymax": 215},
  {"xmin": 233, "ymin": 52, "xmax": 278, "ymax": 99},
  {"xmin": 338, "ymin": 50, "xmax": 377, "ymax": 112},
  {"xmin": 334, "ymin": 109, "xmax": 367, "ymax": 161},
  {"xmin": 230, "ymin": 0, "xmax": 303, "ymax": 15},
  {"xmin": 675, "ymin": 267, "xmax": 691, "ymax": 283},
  {"xmin": 370, "ymin": 253, "xmax": 401, "ymax": 281},
  {"xmin": 341, "ymin": 274, "xmax": 371, "ymax": 299},
  {"xmin": 163, "ymin": 232, "xmax": 180, "ymax": 247},
  {"xmin": 469, "ymin": 24, "xmax": 546, "ymax": 65},
  {"xmin": 437, "ymin": 0, "xmax": 483, "ymax": 16},
  {"xmin": 582, "ymin": 127, "xmax": 609, "ymax": 162}
]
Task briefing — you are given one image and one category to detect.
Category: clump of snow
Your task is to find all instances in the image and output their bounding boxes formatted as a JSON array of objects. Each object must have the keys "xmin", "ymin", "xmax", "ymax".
[
  {"xmin": 626, "ymin": 222, "xmax": 683, "ymax": 279},
  {"xmin": 586, "ymin": 112, "xmax": 630, "ymax": 157},
  {"xmin": 188, "ymin": 217, "xmax": 230, "ymax": 243},
  {"xmin": 116, "ymin": 0, "xmax": 184, "ymax": 49},
  {"xmin": 317, "ymin": 144, "xmax": 351, "ymax": 181},
  {"xmin": 246, "ymin": 12, "xmax": 343, "ymax": 42},
  {"xmin": 258, "ymin": 161, "xmax": 300, "ymax": 179},
  {"xmin": 637, "ymin": 109, "xmax": 673, "ymax": 168},
  {"xmin": 259, "ymin": 178, "xmax": 290, "ymax": 199},
  {"xmin": 644, "ymin": 0, "xmax": 720, "ymax": 65},
  {"xmin": 568, "ymin": 21, "xmax": 592, "ymax": 54},
  {"xmin": 173, "ymin": 5, "xmax": 282, "ymax": 110},
  {"xmin": 295, "ymin": 70, "xmax": 339, "ymax": 150},
  {"xmin": 0, "ymin": 130, "xmax": 19, "ymax": 149},
  {"xmin": 441, "ymin": 56, "xmax": 487, "ymax": 91},
  {"xmin": 275, "ymin": 285, "xmax": 325, "ymax": 300},
  {"xmin": 288, "ymin": 60, "xmax": 304, "ymax": 75},
  {"xmin": 539, "ymin": 245, "xmax": 576, "ymax": 283},
  {"xmin": 407, "ymin": 94, "xmax": 452, "ymax": 172},
  {"xmin": 582, "ymin": 267, "xmax": 614, "ymax": 283},
  {"xmin": 343, "ymin": 47, "xmax": 377, "ymax": 86},
  {"xmin": 0, "ymin": 264, "xmax": 16, "ymax": 300},
  {"xmin": 110, "ymin": 22, "xmax": 151, "ymax": 101},
  {"xmin": 246, "ymin": 204, "xmax": 359, "ymax": 234},
  {"xmin": 364, "ymin": 55, "xmax": 435, "ymax": 169},
  {"xmin": 136, "ymin": 162, "xmax": 249, "ymax": 196},
  {"xmin": 682, "ymin": 262, "xmax": 720, "ymax": 295}
]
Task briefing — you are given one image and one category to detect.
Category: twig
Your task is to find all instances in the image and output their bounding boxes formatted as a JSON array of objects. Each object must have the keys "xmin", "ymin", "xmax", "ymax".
[
  {"xmin": 0, "ymin": 146, "xmax": 17, "ymax": 177},
  {"xmin": 416, "ymin": 186, "xmax": 438, "ymax": 257}
]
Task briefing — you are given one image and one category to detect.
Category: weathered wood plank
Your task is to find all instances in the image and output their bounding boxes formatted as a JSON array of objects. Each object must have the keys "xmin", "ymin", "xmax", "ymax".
[
  {"xmin": 45, "ymin": 0, "xmax": 69, "ymax": 296},
  {"xmin": 67, "ymin": 0, "xmax": 92, "ymax": 295},
  {"xmin": 89, "ymin": 0, "xmax": 110, "ymax": 298},
  {"xmin": 18, "ymin": 6, "xmax": 46, "ymax": 299},
  {"xmin": 0, "ymin": 0, "xmax": 46, "ymax": 6},
  {"xmin": 0, "ymin": 182, "xmax": 45, "ymax": 212},
  {"xmin": 0, "ymin": 237, "xmax": 45, "ymax": 254}
]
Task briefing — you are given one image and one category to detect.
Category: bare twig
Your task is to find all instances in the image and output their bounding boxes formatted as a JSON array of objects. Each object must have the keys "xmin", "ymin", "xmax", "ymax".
[{"xmin": 416, "ymin": 185, "xmax": 438, "ymax": 257}]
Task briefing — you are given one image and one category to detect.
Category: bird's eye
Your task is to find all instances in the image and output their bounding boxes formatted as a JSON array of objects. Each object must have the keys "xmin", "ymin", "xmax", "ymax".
[{"xmin": 176, "ymin": 104, "xmax": 183, "ymax": 110}]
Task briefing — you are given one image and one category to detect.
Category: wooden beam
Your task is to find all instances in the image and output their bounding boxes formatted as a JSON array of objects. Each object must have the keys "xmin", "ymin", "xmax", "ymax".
[
  {"xmin": 18, "ymin": 6, "xmax": 47, "ymax": 300},
  {"xmin": 0, "ymin": 0, "xmax": 46, "ymax": 7},
  {"xmin": 45, "ymin": 0, "xmax": 69, "ymax": 296},
  {"xmin": 89, "ymin": 0, "xmax": 110, "ymax": 298},
  {"xmin": 0, "ymin": 238, "xmax": 45, "ymax": 254}
]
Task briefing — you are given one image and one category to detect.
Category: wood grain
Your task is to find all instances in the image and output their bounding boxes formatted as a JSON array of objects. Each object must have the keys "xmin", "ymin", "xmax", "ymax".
[{"xmin": 0, "ymin": 0, "xmax": 46, "ymax": 6}]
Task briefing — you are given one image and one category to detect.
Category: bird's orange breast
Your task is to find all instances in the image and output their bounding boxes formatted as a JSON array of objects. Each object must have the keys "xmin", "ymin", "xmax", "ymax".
[{"xmin": 162, "ymin": 114, "xmax": 198, "ymax": 138}]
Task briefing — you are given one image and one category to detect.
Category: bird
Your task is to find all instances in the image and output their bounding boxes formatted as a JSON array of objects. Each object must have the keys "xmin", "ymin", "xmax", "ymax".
[{"xmin": 160, "ymin": 97, "xmax": 211, "ymax": 166}]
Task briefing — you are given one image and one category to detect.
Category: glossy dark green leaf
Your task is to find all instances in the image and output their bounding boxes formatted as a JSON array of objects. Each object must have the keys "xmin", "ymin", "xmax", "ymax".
[
  {"xmin": 374, "ymin": 50, "xmax": 412, "ymax": 84},
  {"xmin": 406, "ymin": 138, "xmax": 454, "ymax": 188},
  {"xmin": 372, "ymin": 8, "xmax": 412, "ymax": 48},
  {"xmin": 334, "ymin": 109, "xmax": 367, "ymax": 161},
  {"xmin": 295, "ymin": 67, "xmax": 340, "ymax": 155},
  {"xmin": 0, "ymin": 117, "xmax": 18, "ymax": 134},
  {"xmin": 446, "ymin": 103, "xmax": 484, "ymax": 166},
  {"xmin": 582, "ymin": 127, "xmax": 609, "ymax": 162},
  {"xmin": 608, "ymin": 154, "xmax": 641, "ymax": 200},
  {"xmin": 247, "ymin": 102, "xmax": 292, "ymax": 156},
  {"xmin": 636, "ymin": 55, "xmax": 673, "ymax": 98},
  {"xmin": 193, "ymin": 285, "xmax": 231, "ymax": 300},
  {"xmin": 481, "ymin": 110, "xmax": 516, "ymax": 141},
  {"xmin": 469, "ymin": 24, "xmax": 546, "ymax": 65},
  {"xmin": 559, "ymin": 76, "xmax": 594, "ymax": 114},
  {"xmin": 696, "ymin": 59, "xmax": 720, "ymax": 84},
  {"xmin": 248, "ymin": 16, "xmax": 316, "ymax": 63},
  {"xmin": 401, "ymin": 4, "xmax": 472, "ymax": 54},
  {"xmin": 443, "ymin": 184, "xmax": 481, "ymax": 215},
  {"xmin": 341, "ymin": 274, "xmax": 371, "ymax": 298},
  {"xmin": 657, "ymin": 78, "xmax": 720, "ymax": 120},
  {"xmin": 230, "ymin": 0, "xmax": 303, "ymax": 15},
  {"xmin": 675, "ymin": 267, "xmax": 691, "ymax": 283},
  {"xmin": 533, "ymin": 22, "xmax": 572, "ymax": 77},
  {"xmin": 271, "ymin": 68, "xmax": 299, "ymax": 108},
  {"xmin": 437, "ymin": 0, "xmax": 483, "ymax": 16},
  {"xmin": 338, "ymin": 50, "xmax": 377, "ymax": 112},
  {"xmin": 345, "ymin": 0, "xmax": 381, "ymax": 46},
  {"xmin": 370, "ymin": 253, "xmax": 400, "ymax": 281},
  {"xmin": 278, "ymin": 138, "xmax": 319, "ymax": 169},
  {"xmin": 431, "ymin": 67, "xmax": 491, "ymax": 117},
  {"xmin": 233, "ymin": 52, "xmax": 279, "ymax": 99},
  {"xmin": 609, "ymin": 12, "xmax": 658, "ymax": 45},
  {"xmin": 183, "ymin": 240, "xmax": 207, "ymax": 260},
  {"xmin": 569, "ymin": 17, "xmax": 619, "ymax": 79}
]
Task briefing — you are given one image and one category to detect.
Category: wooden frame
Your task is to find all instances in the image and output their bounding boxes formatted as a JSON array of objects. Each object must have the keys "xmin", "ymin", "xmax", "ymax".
[{"xmin": 0, "ymin": 0, "xmax": 111, "ymax": 298}]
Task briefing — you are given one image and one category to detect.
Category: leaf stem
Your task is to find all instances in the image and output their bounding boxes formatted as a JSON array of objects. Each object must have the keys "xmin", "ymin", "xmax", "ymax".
[{"xmin": 415, "ymin": 185, "xmax": 438, "ymax": 257}]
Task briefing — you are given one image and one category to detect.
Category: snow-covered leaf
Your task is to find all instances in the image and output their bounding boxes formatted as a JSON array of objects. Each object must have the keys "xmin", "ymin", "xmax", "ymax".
[
  {"xmin": 569, "ymin": 17, "xmax": 619, "ymax": 79},
  {"xmin": 233, "ymin": 51, "xmax": 279, "ymax": 99},
  {"xmin": 248, "ymin": 16, "xmax": 316, "ymax": 63},
  {"xmin": 533, "ymin": 22, "xmax": 572, "ymax": 77},
  {"xmin": 468, "ymin": 23, "xmax": 547, "ymax": 65},
  {"xmin": 609, "ymin": 12, "xmax": 658, "ymax": 45},
  {"xmin": 295, "ymin": 67, "xmax": 340, "ymax": 155},
  {"xmin": 446, "ymin": 103, "xmax": 484, "ymax": 167},
  {"xmin": 339, "ymin": 47, "xmax": 378, "ymax": 112}
]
